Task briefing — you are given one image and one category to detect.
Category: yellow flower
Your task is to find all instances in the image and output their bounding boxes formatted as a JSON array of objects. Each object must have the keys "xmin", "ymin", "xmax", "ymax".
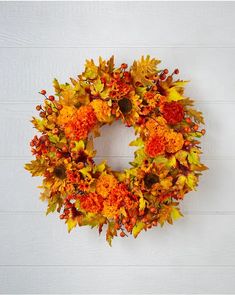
[
  {"xmin": 96, "ymin": 173, "xmax": 118, "ymax": 198},
  {"xmin": 90, "ymin": 99, "xmax": 112, "ymax": 123}
]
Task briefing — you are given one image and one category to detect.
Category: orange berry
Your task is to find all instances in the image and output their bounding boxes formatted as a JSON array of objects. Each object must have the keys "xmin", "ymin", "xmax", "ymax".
[
  {"xmin": 39, "ymin": 111, "xmax": 46, "ymax": 118},
  {"xmin": 150, "ymin": 207, "xmax": 156, "ymax": 213},
  {"xmin": 120, "ymin": 231, "xmax": 125, "ymax": 237},
  {"xmin": 201, "ymin": 129, "xmax": 206, "ymax": 135},
  {"xmin": 185, "ymin": 117, "xmax": 192, "ymax": 124},
  {"xmin": 47, "ymin": 107, "xmax": 52, "ymax": 115},
  {"xmin": 184, "ymin": 140, "xmax": 191, "ymax": 146},
  {"xmin": 57, "ymin": 104, "xmax": 63, "ymax": 110},
  {"xmin": 131, "ymin": 217, "xmax": 136, "ymax": 224},
  {"xmin": 163, "ymin": 69, "xmax": 169, "ymax": 74},
  {"xmin": 184, "ymin": 126, "xmax": 191, "ymax": 133},
  {"xmin": 36, "ymin": 105, "xmax": 41, "ymax": 111},
  {"xmin": 193, "ymin": 124, "xmax": 199, "ymax": 131},
  {"xmin": 121, "ymin": 63, "xmax": 128, "ymax": 69}
]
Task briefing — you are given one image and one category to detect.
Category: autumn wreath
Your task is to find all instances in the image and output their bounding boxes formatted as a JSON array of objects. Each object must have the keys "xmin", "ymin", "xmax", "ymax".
[{"xmin": 25, "ymin": 56, "xmax": 207, "ymax": 245}]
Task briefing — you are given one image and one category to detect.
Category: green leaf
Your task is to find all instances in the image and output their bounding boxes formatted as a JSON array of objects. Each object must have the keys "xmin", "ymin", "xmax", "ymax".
[
  {"xmin": 188, "ymin": 148, "xmax": 200, "ymax": 165},
  {"xmin": 48, "ymin": 134, "xmax": 59, "ymax": 144},
  {"xmin": 132, "ymin": 221, "xmax": 145, "ymax": 238},
  {"xmin": 175, "ymin": 150, "xmax": 189, "ymax": 167}
]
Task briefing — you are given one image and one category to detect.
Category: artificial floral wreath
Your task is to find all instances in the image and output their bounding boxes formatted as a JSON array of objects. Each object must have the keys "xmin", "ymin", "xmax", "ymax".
[{"xmin": 25, "ymin": 55, "xmax": 207, "ymax": 245}]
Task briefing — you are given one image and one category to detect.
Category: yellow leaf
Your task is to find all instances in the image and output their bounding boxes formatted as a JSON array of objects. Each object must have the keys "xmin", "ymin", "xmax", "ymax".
[
  {"xmin": 132, "ymin": 221, "xmax": 145, "ymax": 238},
  {"xmin": 186, "ymin": 173, "xmax": 198, "ymax": 190},
  {"xmin": 71, "ymin": 140, "xmax": 85, "ymax": 152},
  {"xmin": 131, "ymin": 55, "xmax": 161, "ymax": 86},
  {"xmin": 94, "ymin": 161, "xmax": 106, "ymax": 173},
  {"xmin": 171, "ymin": 207, "xmax": 183, "ymax": 221},
  {"xmin": 67, "ymin": 218, "xmax": 77, "ymax": 233},
  {"xmin": 83, "ymin": 59, "xmax": 98, "ymax": 79},
  {"xmin": 176, "ymin": 175, "xmax": 186, "ymax": 188},
  {"xmin": 129, "ymin": 137, "xmax": 144, "ymax": 147},
  {"xmin": 139, "ymin": 195, "xmax": 147, "ymax": 211}
]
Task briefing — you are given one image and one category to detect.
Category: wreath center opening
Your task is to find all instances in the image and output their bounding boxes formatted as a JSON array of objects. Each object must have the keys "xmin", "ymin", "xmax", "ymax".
[{"xmin": 93, "ymin": 120, "xmax": 136, "ymax": 171}]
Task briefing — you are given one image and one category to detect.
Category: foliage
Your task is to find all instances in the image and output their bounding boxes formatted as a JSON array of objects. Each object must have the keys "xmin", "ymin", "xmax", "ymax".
[{"xmin": 25, "ymin": 56, "xmax": 207, "ymax": 245}]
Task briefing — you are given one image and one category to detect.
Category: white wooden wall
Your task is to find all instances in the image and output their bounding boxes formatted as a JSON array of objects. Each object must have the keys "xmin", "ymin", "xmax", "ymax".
[{"xmin": 0, "ymin": 2, "xmax": 235, "ymax": 294}]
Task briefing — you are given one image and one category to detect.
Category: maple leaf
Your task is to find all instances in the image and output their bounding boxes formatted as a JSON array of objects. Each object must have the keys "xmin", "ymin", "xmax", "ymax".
[
  {"xmin": 186, "ymin": 108, "xmax": 205, "ymax": 124},
  {"xmin": 83, "ymin": 59, "xmax": 98, "ymax": 80},
  {"xmin": 106, "ymin": 221, "xmax": 117, "ymax": 246},
  {"xmin": 131, "ymin": 55, "xmax": 161, "ymax": 86},
  {"xmin": 25, "ymin": 159, "xmax": 47, "ymax": 176}
]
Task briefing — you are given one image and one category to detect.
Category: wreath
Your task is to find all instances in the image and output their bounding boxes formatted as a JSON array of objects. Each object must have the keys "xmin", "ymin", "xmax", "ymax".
[{"xmin": 25, "ymin": 56, "xmax": 207, "ymax": 245}]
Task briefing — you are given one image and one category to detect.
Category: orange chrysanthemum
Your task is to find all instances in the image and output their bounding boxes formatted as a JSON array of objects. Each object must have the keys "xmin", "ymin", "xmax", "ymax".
[
  {"xmin": 79, "ymin": 192, "xmax": 103, "ymax": 214},
  {"xmin": 64, "ymin": 105, "xmax": 97, "ymax": 141},
  {"xmin": 96, "ymin": 173, "xmax": 118, "ymax": 198},
  {"xmin": 165, "ymin": 131, "xmax": 184, "ymax": 153},
  {"xmin": 102, "ymin": 183, "xmax": 137, "ymax": 218},
  {"xmin": 145, "ymin": 134, "xmax": 165, "ymax": 157}
]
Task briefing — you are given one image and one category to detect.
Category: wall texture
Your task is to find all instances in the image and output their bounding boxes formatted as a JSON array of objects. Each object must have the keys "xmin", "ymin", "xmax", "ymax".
[{"xmin": 0, "ymin": 1, "xmax": 235, "ymax": 294}]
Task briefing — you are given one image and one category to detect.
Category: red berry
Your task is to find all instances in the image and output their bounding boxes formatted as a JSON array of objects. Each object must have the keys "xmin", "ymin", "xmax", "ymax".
[
  {"xmin": 57, "ymin": 104, "xmax": 63, "ymax": 110},
  {"xmin": 56, "ymin": 152, "xmax": 62, "ymax": 158},
  {"xmin": 160, "ymin": 74, "xmax": 166, "ymax": 80},
  {"xmin": 40, "ymin": 90, "xmax": 46, "ymax": 95},
  {"xmin": 62, "ymin": 146, "xmax": 68, "ymax": 153},
  {"xmin": 120, "ymin": 231, "xmax": 125, "ymax": 237},
  {"xmin": 48, "ymin": 95, "xmax": 55, "ymax": 101},
  {"xmin": 163, "ymin": 69, "xmax": 169, "ymax": 74},
  {"xmin": 47, "ymin": 107, "xmax": 52, "ymax": 115},
  {"xmin": 174, "ymin": 68, "xmax": 179, "ymax": 75},
  {"xmin": 121, "ymin": 63, "xmax": 128, "ymax": 69},
  {"xmin": 193, "ymin": 124, "xmax": 199, "ymax": 131}
]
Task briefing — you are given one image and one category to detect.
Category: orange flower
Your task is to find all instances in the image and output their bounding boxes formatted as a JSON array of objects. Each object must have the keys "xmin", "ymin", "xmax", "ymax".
[
  {"xmin": 145, "ymin": 134, "xmax": 165, "ymax": 157},
  {"xmin": 64, "ymin": 105, "xmax": 97, "ymax": 140},
  {"xmin": 165, "ymin": 130, "xmax": 184, "ymax": 153},
  {"xmin": 162, "ymin": 101, "xmax": 184, "ymax": 125},
  {"xmin": 78, "ymin": 192, "xmax": 103, "ymax": 214},
  {"xmin": 102, "ymin": 183, "xmax": 137, "ymax": 218},
  {"xmin": 96, "ymin": 173, "xmax": 118, "ymax": 198}
]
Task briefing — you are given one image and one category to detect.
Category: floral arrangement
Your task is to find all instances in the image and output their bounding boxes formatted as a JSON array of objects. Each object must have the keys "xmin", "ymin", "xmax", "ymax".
[{"xmin": 25, "ymin": 56, "xmax": 207, "ymax": 245}]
